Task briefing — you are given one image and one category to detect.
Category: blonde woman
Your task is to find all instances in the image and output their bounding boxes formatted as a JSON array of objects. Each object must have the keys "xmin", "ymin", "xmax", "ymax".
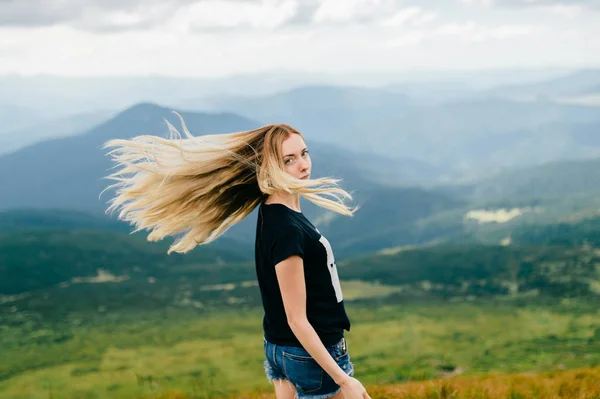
[{"xmin": 102, "ymin": 116, "xmax": 371, "ymax": 399}]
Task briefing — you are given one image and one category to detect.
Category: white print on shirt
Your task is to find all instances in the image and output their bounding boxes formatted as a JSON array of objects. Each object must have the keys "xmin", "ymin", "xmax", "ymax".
[{"xmin": 318, "ymin": 235, "xmax": 343, "ymax": 303}]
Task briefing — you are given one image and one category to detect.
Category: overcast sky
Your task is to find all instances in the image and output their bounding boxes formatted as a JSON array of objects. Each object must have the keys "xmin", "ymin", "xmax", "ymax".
[{"xmin": 0, "ymin": 0, "xmax": 598, "ymax": 77}]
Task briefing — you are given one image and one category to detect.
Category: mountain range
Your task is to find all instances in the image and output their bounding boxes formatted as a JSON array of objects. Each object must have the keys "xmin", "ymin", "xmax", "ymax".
[
  {"xmin": 3, "ymin": 98, "xmax": 600, "ymax": 252},
  {"xmin": 0, "ymin": 109, "xmax": 114, "ymax": 156},
  {"xmin": 0, "ymin": 103, "xmax": 259, "ymax": 211},
  {"xmin": 2, "ymin": 69, "xmax": 600, "ymax": 183},
  {"xmin": 0, "ymin": 102, "xmax": 465, "ymax": 251},
  {"xmin": 178, "ymin": 73, "xmax": 600, "ymax": 179}
]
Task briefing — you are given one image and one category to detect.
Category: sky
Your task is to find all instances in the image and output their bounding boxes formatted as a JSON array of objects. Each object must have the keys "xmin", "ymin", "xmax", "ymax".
[{"xmin": 0, "ymin": 0, "xmax": 598, "ymax": 77}]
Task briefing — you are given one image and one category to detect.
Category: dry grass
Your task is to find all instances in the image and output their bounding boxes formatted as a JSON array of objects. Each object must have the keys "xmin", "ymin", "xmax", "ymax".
[
  {"xmin": 363, "ymin": 367, "xmax": 600, "ymax": 399},
  {"xmin": 145, "ymin": 366, "xmax": 600, "ymax": 399}
]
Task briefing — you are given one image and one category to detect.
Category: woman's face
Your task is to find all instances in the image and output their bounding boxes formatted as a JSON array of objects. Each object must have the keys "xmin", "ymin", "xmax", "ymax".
[{"xmin": 281, "ymin": 133, "xmax": 311, "ymax": 180}]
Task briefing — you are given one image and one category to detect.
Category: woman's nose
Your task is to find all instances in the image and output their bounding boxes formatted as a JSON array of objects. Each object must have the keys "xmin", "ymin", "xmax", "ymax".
[{"xmin": 299, "ymin": 159, "xmax": 309, "ymax": 171}]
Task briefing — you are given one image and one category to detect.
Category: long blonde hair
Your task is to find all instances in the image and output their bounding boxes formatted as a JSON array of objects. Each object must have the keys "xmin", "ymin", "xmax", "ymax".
[{"xmin": 101, "ymin": 113, "xmax": 357, "ymax": 254}]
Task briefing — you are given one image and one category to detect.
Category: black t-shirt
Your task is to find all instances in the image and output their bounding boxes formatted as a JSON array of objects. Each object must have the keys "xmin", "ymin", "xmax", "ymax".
[{"xmin": 254, "ymin": 202, "xmax": 351, "ymax": 347}]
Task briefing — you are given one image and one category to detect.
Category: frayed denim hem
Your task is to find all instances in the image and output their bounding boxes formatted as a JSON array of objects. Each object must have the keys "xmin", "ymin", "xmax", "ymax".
[{"xmin": 264, "ymin": 359, "xmax": 285, "ymax": 383}]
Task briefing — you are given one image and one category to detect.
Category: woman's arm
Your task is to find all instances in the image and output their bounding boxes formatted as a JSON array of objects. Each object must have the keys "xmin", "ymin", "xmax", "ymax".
[
  {"xmin": 275, "ymin": 255, "xmax": 350, "ymax": 385},
  {"xmin": 276, "ymin": 255, "xmax": 371, "ymax": 399}
]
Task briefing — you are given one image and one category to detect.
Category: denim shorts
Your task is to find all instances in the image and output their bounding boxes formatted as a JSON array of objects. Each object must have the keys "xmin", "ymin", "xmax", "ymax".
[{"xmin": 263, "ymin": 336, "xmax": 355, "ymax": 399}]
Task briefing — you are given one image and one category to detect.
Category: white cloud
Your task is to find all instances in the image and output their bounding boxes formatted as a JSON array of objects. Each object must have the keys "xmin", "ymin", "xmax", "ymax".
[
  {"xmin": 412, "ymin": 12, "xmax": 438, "ymax": 27},
  {"xmin": 543, "ymin": 4, "xmax": 583, "ymax": 18},
  {"xmin": 380, "ymin": 7, "xmax": 437, "ymax": 28},
  {"xmin": 431, "ymin": 21, "xmax": 543, "ymax": 41},
  {"xmin": 0, "ymin": 0, "xmax": 296, "ymax": 31},
  {"xmin": 488, "ymin": 24, "xmax": 542, "ymax": 39},
  {"xmin": 0, "ymin": 0, "xmax": 598, "ymax": 76},
  {"xmin": 432, "ymin": 21, "xmax": 480, "ymax": 37},
  {"xmin": 175, "ymin": 0, "xmax": 298, "ymax": 30},
  {"xmin": 313, "ymin": 0, "xmax": 391, "ymax": 24},
  {"xmin": 2, "ymin": 0, "xmax": 599, "ymax": 32},
  {"xmin": 461, "ymin": 0, "xmax": 600, "ymax": 11},
  {"xmin": 385, "ymin": 30, "xmax": 427, "ymax": 47},
  {"xmin": 385, "ymin": 21, "xmax": 543, "ymax": 48},
  {"xmin": 460, "ymin": 0, "xmax": 494, "ymax": 7},
  {"xmin": 0, "ymin": 0, "xmax": 196, "ymax": 30},
  {"xmin": 73, "ymin": 3, "xmax": 174, "ymax": 31}
]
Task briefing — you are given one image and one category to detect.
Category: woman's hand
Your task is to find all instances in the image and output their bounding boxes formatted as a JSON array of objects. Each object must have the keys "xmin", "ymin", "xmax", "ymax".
[{"xmin": 338, "ymin": 376, "xmax": 372, "ymax": 399}]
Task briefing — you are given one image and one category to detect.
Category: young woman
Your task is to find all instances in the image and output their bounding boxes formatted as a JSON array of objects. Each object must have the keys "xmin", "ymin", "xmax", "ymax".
[{"xmin": 102, "ymin": 116, "xmax": 371, "ymax": 399}]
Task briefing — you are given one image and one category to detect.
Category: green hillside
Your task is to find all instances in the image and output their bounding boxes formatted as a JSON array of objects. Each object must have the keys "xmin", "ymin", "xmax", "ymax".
[
  {"xmin": 0, "ymin": 208, "xmax": 129, "ymax": 232},
  {"xmin": 341, "ymin": 244, "xmax": 600, "ymax": 298},
  {"xmin": 0, "ymin": 229, "xmax": 253, "ymax": 296},
  {"xmin": 3, "ymin": 200, "xmax": 600, "ymax": 313},
  {"xmin": 473, "ymin": 156, "xmax": 600, "ymax": 201},
  {"xmin": 511, "ymin": 216, "xmax": 600, "ymax": 247},
  {"xmin": 3, "ymin": 226, "xmax": 600, "ymax": 307},
  {"xmin": 320, "ymin": 186, "xmax": 466, "ymax": 256}
]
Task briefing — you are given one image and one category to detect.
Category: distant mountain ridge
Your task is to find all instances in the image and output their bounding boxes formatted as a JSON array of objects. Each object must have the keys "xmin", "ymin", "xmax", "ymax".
[
  {"xmin": 0, "ymin": 100, "xmax": 451, "ymax": 209},
  {"xmin": 0, "ymin": 109, "xmax": 114, "ymax": 156},
  {"xmin": 0, "ymin": 103, "xmax": 263, "ymax": 211},
  {"xmin": 0, "ymin": 102, "xmax": 466, "ymax": 253},
  {"xmin": 485, "ymin": 69, "xmax": 600, "ymax": 99},
  {"xmin": 0, "ymin": 104, "xmax": 47, "ymax": 132},
  {"xmin": 472, "ymin": 156, "xmax": 600, "ymax": 201},
  {"xmin": 3, "ymin": 69, "xmax": 600, "ymax": 183},
  {"xmin": 183, "ymin": 83, "xmax": 600, "ymax": 180}
]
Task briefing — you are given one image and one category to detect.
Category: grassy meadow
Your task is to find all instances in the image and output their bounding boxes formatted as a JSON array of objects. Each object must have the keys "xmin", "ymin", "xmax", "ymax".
[
  {"xmin": 1, "ymin": 289, "xmax": 599, "ymax": 399},
  {"xmin": 3, "ymin": 212, "xmax": 600, "ymax": 398}
]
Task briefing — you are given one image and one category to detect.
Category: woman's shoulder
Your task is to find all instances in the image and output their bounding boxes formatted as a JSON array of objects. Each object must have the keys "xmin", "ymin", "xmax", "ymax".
[
  {"xmin": 261, "ymin": 203, "xmax": 302, "ymax": 221},
  {"xmin": 260, "ymin": 204, "xmax": 304, "ymax": 235},
  {"xmin": 261, "ymin": 202, "xmax": 301, "ymax": 214}
]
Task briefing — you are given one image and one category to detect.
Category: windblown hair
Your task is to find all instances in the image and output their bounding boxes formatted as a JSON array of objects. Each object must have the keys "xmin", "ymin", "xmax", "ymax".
[{"xmin": 101, "ymin": 113, "xmax": 357, "ymax": 254}]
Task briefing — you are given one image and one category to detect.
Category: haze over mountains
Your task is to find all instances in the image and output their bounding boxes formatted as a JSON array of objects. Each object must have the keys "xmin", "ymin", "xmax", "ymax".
[
  {"xmin": 185, "ymin": 87, "xmax": 600, "ymax": 180},
  {"xmin": 0, "ymin": 103, "xmax": 259, "ymax": 210},
  {"xmin": 0, "ymin": 68, "xmax": 573, "ymax": 115},
  {"xmin": 1, "ymin": 68, "xmax": 600, "ymax": 251},
  {"xmin": 0, "ymin": 102, "xmax": 422, "ymax": 209},
  {"xmin": 0, "ymin": 110, "xmax": 114, "ymax": 156},
  {"xmin": 3, "ymin": 69, "xmax": 600, "ymax": 177}
]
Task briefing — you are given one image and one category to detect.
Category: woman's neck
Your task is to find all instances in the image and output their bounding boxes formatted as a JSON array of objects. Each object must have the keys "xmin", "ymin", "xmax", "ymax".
[{"xmin": 265, "ymin": 192, "xmax": 301, "ymax": 213}]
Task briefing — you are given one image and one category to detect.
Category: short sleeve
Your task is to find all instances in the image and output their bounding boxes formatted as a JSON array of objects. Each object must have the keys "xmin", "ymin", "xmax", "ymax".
[{"xmin": 270, "ymin": 225, "xmax": 305, "ymax": 266}]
